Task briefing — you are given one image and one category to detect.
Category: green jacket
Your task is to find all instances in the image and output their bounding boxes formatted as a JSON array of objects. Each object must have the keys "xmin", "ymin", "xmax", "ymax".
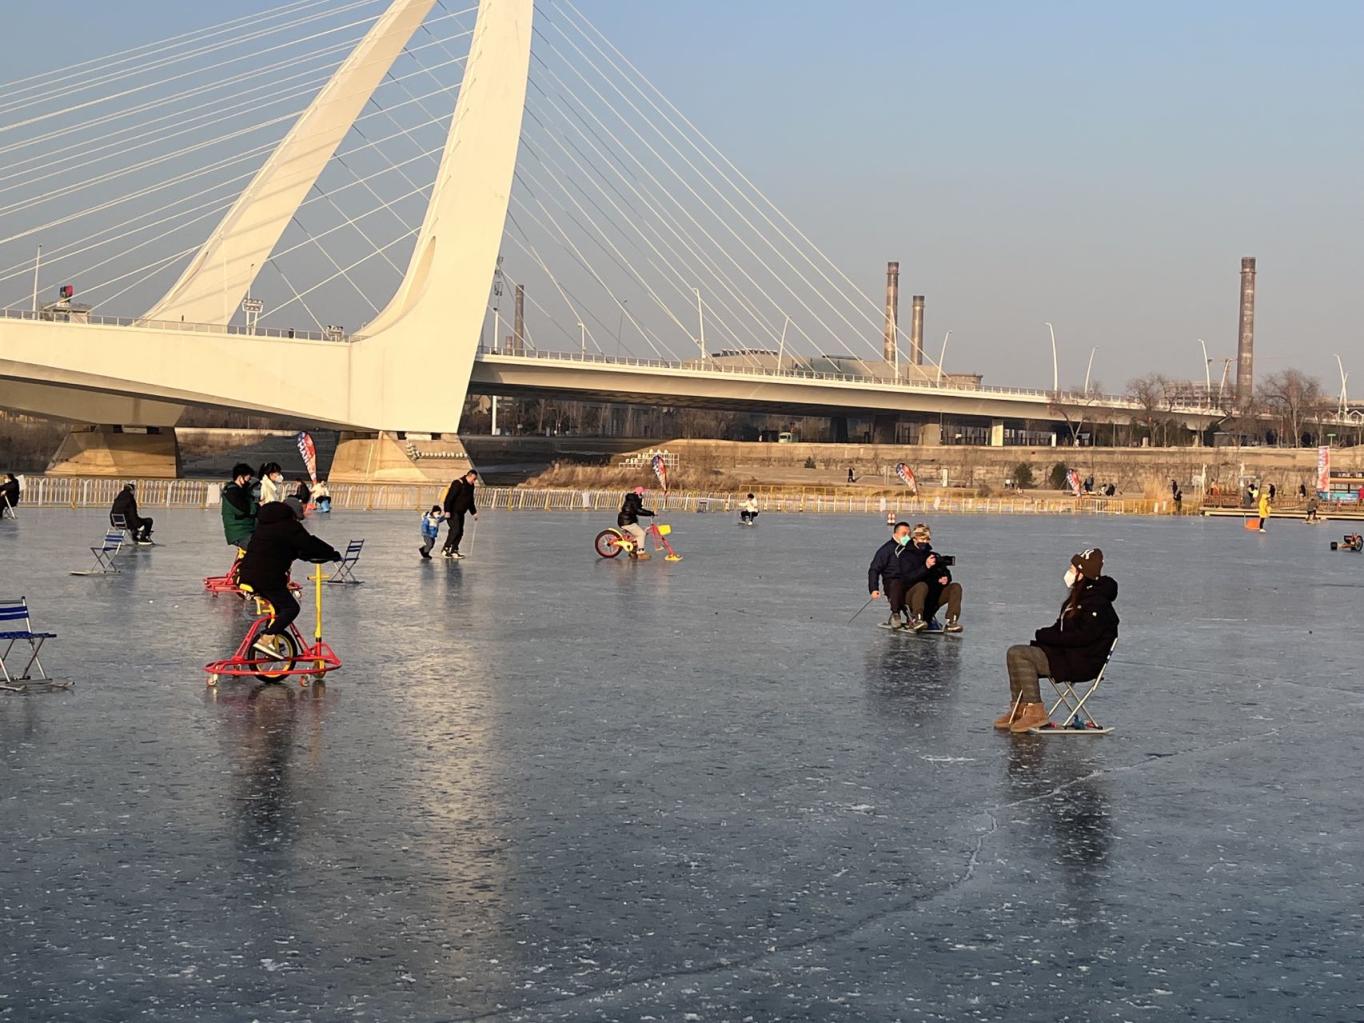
[{"xmin": 221, "ymin": 481, "xmax": 257, "ymax": 546}]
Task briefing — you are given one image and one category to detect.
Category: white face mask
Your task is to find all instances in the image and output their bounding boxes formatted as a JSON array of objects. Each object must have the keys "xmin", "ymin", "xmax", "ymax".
[{"xmin": 1064, "ymin": 567, "xmax": 1079, "ymax": 588}]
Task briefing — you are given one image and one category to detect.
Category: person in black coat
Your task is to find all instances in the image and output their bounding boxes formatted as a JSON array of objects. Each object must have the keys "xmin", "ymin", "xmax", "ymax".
[
  {"xmin": 900, "ymin": 522, "xmax": 963, "ymax": 632},
  {"xmin": 0, "ymin": 473, "xmax": 19, "ymax": 516},
  {"xmin": 110, "ymin": 482, "xmax": 153, "ymax": 542},
  {"xmin": 440, "ymin": 469, "xmax": 480, "ymax": 558},
  {"xmin": 617, "ymin": 486, "xmax": 655, "ymax": 559},
  {"xmin": 998, "ymin": 547, "xmax": 1118, "ymax": 733},
  {"xmin": 238, "ymin": 501, "xmax": 341, "ymax": 639},
  {"xmin": 867, "ymin": 521, "xmax": 916, "ymax": 628}
]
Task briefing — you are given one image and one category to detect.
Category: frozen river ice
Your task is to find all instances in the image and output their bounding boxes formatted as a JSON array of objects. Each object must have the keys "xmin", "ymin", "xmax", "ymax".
[{"xmin": 0, "ymin": 506, "xmax": 1361, "ymax": 1021}]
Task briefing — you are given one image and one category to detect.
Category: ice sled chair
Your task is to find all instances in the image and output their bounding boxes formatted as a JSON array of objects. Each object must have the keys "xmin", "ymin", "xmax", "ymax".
[
  {"xmin": 72, "ymin": 528, "xmax": 126, "ymax": 575},
  {"xmin": 1028, "ymin": 638, "xmax": 1117, "ymax": 735},
  {"xmin": 0, "ymin": 597, "xmax": 69, "ymax": 692},
  {"xmin": 327, "ymin": 539, "xmax": 365, "ymax": 584}
]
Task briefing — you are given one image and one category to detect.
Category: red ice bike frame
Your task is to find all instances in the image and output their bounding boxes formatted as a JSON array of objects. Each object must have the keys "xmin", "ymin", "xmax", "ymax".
[
  {"xmin": 205, "ymin": 564, "xmax": 340, "ymax": 686},
  {"xmin": 593, "ymin": 522, "xmax": 682, "ymax": 561}
]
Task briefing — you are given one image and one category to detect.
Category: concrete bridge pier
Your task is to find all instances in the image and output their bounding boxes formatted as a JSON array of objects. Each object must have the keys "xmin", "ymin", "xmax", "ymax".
[
  {"xmin": 329, "ymin": 431, "xmax": 472, "ymax": 484},
  {"xmin": 872, "ymin": 414, "xmax": 898, "ymax": 444},
  {"xmin": 918, "ymin": 422, "xmax": 941, "ymax": 445},
  {"xmin": 46, "ymin": 426, "xmax": 181, "ymax": 478},
  {"xmin": 990, "ymin": 419, "xmax": 1006, "ymax": 447}
]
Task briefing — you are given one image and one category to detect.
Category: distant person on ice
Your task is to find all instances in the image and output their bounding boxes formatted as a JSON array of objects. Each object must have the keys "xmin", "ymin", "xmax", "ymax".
[
  {"xmin": 258, "ymin": 462, "xmax": 287, "ymax": 505},
  {"xmin": 997, "ymin": 547, "xmax": 1118, "ymax": 733},
  {"xmin": 618, "ymin": 485, "xmax": 655, "ymax": 559},
  {"xmin": 1257, "ymin": 489, "xmax": 1271, "ymax": 533},
  {"xmin": 740, "ymin": 493, "xmax": 760, "ymax": 525},
  {"xmin": 441, "ymin": 469, "xmax": 479, "ymax": 559},
  {"xmin": 110, "ymin": 482, "xmax": 153, "ymax": 543},
  {"xmin": 0, "ymin": 473, "xmax": 19, "ymax": 515},
  {"xmin": 238, "ymin": 500, "xmax": 340, "ymax": 654},
  {"xmin": 419, "ymin": 505, "xmax": 443, "ymax": 560}
]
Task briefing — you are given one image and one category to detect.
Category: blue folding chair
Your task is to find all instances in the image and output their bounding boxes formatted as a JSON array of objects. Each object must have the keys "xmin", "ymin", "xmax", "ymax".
[
  {"xmin": 72, "ymin": 529, "xmax": 126, "ymax": 575},
  {"xmin": 0, "ymin": 597, "xmax": 68, "ymax": 692},
  {"xmin": 327, "ymin": 539, "xmax": 365, "ymax": 584}
]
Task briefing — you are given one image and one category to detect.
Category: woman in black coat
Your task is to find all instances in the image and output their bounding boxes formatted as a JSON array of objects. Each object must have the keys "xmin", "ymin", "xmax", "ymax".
[
  {"xmin": 997, "ymin": 547, "xmax": 1118, "ymax": 733},
  {"xmin": 238, "ymin": 501, "xmax": 340, "ymax": 640}
]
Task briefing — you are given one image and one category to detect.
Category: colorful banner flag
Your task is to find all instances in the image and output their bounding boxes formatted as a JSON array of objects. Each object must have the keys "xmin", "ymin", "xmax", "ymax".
[
  {"xmin": 1317, "ymin": 445, "xmax": 1330, "ymax": 494},
  {"xmin": 1066, "ymin": 468, "xmax": 1084, "ymax": 497},
  {"xmin": 651, "ymin": 452, "xmax": 669, "ymax": 492},
  {"xmin": 894, "ymin": 462, "xmax": 918, "ymax": 496},
  {"xmin": 296, "ymin": 431, "xmax": 318, "ymax": 486}
]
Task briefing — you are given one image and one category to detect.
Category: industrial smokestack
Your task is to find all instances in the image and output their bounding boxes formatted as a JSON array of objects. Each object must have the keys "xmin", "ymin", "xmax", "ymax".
[
  {"xmin": 911, "ymin": 295, "xmax": 925, "ymax": 366},
  {"xmin": 1236, "ymin": 257, "xmax": 1255, "ymax": 405},
  {"xmin": 514, "ymin": 283, "xmax": 526, "ymax": 357},
  {"xmin": 883, "ymin": 261, "xmax": 899, "ymax": 368}
]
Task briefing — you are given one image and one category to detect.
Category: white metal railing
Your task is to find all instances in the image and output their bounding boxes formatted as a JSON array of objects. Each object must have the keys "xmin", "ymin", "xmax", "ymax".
[
  {"xmin": 7, "ymin": 476, "xmax": 1165, "ymax": 516},
  {"xmin": 0, "ymin": 307, "xmax": 347, "ymax": 342}
]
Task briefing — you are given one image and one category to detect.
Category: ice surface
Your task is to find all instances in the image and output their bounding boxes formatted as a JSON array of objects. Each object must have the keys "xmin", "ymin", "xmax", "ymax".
[{"xmin": 0, "ymin": 507, "xmax": 1360, "ymax": 1020}]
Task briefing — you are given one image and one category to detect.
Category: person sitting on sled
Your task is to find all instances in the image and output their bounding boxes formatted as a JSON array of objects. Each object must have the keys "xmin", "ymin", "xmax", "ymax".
[
  {"xmin": 997, "ymin": 547, "xmax": 1118, "ymax": 733},
  {"xmin": 740, "ymin": 493, "xmax": 760, "ymax": 525}
]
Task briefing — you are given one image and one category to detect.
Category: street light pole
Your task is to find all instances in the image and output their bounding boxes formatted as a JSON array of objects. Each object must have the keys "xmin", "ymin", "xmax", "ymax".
[
  {"xmin": 31, "ymin": 245, "xmax": 41, "ymax": 313},
  {"xmin": 578, "ymin": 321, "xmax": 586, "ymax": 357},
  {"xmin": 1336, "ymin": 354, "xmax": 1349, "ymax": 417},
  {"xmin": 1044, "ymin": 322, "xmax": 1058, "ymax": 392}
]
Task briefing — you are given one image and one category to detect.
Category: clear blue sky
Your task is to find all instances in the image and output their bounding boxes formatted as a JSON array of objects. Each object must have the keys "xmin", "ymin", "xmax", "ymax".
[{"xmin": 8, "ymin": 1, "xmax": 1362, "ymax": 391}]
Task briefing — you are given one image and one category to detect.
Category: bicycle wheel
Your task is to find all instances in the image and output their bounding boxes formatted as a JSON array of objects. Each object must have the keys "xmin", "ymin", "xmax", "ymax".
[
  {"xmin": 594, "ymin": 528, "xmax": 625, "ymax": 558},
  {"xmin": 247, "ymin": 622, "xmax": 300, "ymax": 682}
]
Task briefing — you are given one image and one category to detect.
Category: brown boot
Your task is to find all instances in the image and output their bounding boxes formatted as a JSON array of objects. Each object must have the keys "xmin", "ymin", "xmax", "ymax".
[
  {"xmin": 1009, "ymin": 702, "xmax": 1050, "ymax": 733},
  {"xmin": 993, "ymin": 707, "xmax": 1018, "ymax": 730}
]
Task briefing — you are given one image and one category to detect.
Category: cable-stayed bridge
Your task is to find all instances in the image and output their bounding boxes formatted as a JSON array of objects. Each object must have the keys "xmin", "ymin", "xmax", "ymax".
[{"xmin": 0, "ymin": 0, "xmax": 1225, "ymax": 478}]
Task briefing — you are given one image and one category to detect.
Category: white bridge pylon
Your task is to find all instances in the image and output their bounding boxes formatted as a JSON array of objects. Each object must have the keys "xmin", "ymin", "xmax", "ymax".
[{"xmin": 0, "ymin": 0, "xmax": 532, "ymax": 433}]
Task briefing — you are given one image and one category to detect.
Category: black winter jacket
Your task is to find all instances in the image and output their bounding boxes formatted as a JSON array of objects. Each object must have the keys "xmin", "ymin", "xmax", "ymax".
[
  {"xmin": 110, "ymin": 488, "xmax": 141, "ymax": 525},
  {"xmin": 237, "ymin": 502, "xmax": 341, "ymax": 591},
  {"xmin": 618, "ymin": 493, "xmax": 655, "ymax": 527},
  {"xmin": 1031, "ymin": 576, "xmax": 1119, "ymax": 682},
  {"xmin": 899, "ymin": 543, "xmax": 952, "ymax": 590},
  {"xmin": 0, "ymin": 480, "xmax": 19, "ymax": 507},
  {"xmin": 444, "ymin": 478, "xmax": 478, "ymax": 516},
  {"xmin": 867, "ymin": 539, "xmax": 911, "ymax": 593}
]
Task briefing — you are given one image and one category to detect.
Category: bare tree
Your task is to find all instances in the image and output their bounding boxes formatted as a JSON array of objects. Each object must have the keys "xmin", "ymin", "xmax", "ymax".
[
  {"xmin": 1126, "ymin": 374, "xmax": 1167, "ymax": 446},
  {"xmin": 1261, "ymin": 370, "xmax": 1323, "ymax": 447}
]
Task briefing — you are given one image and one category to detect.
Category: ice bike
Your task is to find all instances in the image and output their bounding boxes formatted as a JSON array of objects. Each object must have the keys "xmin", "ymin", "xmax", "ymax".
[
  {"xmin": 594, "ymin": 522, "xmax": 682, "ymax": 561},
  {"xmin": 204, "ymin": 563, "xmax": 341, "ymax": 686}
]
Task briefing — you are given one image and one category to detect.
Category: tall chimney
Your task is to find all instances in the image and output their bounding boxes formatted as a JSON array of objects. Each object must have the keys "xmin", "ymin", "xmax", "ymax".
[
  {"xmin": 911, "ymin": 295, "xmax": 925, "ymax": 366},
  {"xmin": 514, "ymin": 283, "xmax": 526, "ymax": 357},
  {"xmin": 883, "ymin": 261, "xmax": 899, "ymax": 368},
  {"xmin": 1236, "ymin": 257, "xmax": 1255, "ymax": 405}
]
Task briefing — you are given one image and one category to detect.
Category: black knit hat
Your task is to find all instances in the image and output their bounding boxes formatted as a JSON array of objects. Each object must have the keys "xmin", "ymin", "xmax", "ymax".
[{"xmin": 1071, "ymin": 547, "xmax": 1103, "ymax": 579}]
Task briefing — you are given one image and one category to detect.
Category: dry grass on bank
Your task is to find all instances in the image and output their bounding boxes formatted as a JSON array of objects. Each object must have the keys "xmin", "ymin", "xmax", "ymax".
[{"xmin": 523, "ymin": 460, "xmax": 756, "ymax": 492}]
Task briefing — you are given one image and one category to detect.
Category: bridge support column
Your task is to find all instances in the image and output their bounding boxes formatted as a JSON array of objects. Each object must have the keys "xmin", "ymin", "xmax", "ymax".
[
  {"xmin": 831, "ymin": 416, "xmax": 849, "ymax": 444},
  {"xmin": 872, "ymin": 414, "xmax": 898, "ymax": 445},
  {"xmin": 989, "ymin": 419, "xmax": 1006, "ymax": 447},
  {"xmin": 46, "ymin": 427, "xmax": 180, "ymax": 478},
  {"xmin": 918, "ymin": 422, "xmax": 941, "ymax": 446},
  {"xmin": 329, "ymin": 431, "xmax": 473, "ymax": 484}
]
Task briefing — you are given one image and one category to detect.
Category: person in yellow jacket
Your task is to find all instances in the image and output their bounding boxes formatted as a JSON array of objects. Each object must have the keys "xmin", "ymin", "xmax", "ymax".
[{"xmin": 1257, "ymin": 490, "xmax": 1271, "ymax": 533}]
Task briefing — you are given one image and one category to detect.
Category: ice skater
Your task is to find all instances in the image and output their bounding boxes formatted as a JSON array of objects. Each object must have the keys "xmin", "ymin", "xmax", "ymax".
[
  {"xmin": 419, "ymin": 505, "xmax": 443, "ymax": 559},
  {"xmin": 1258, "ymin": 489, "xmax": 1271, "ymax": 532},
  {"xmin": 441, "ymin": 469, "xmax": 479, "ymax": 559}
]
